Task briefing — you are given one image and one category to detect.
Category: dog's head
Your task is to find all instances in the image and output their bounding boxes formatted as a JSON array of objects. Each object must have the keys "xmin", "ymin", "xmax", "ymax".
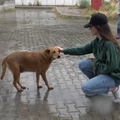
[{"xmin": 45, "ymin": 47, "xmax": 60, "ymax": 60}]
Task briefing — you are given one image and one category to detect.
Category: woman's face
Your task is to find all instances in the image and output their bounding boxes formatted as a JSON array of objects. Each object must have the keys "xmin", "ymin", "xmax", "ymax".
[{"xmin": 89, "ymin": 26, "xmax": 98, "ymax": 35}]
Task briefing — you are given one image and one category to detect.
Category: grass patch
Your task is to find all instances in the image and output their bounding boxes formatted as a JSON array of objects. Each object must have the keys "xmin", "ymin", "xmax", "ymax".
[
  {"xmin": 79, "ymin": 0, "xmax": 90, "ymax": 10},
  {"xmin": 2, "ymin": 8, "xmax": 16, "ymax": 13},
  {"xmin": 99, "ymin": 1, "xmax": 117, "ymax": 20},
  {"xmin": 52, "ymin": 8, "xmax": 69, "ymax": 19}
]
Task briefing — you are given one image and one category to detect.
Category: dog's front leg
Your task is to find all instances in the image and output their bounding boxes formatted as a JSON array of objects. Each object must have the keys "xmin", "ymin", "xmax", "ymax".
[
  {"xmin": 36, "ymin": 73, "xmax": 42, "ymax": 88},
  {"xmin": 41, "ymin": 73, "xmax": 53, "ymax": 90}
]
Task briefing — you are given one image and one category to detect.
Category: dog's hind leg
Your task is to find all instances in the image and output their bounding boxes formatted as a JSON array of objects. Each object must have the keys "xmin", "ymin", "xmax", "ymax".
[
  {"xmin": 9, "ymin": 63, "xmax": 25, "ymax": 92},
  {"xmin": 17, "ymin": 75, "xmax": 26, "ymax": 90},
  {"xmin": 13, "ymin": 73, "xmax": 23, "ymax": 92},
  {"xmin": 36, "ymin": 73, "xmax": 42, "ymax": 88},
  {"xmin": 1, "ymin": 60, "xmax": 7, "ymax": 79},
  {"xmin": 14, "ymin": 71, "xmax": 26, "ymax": 91}
]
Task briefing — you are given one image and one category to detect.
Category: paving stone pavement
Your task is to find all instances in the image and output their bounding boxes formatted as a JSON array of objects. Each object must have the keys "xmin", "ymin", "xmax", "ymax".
[{"xmin": 0, "ymin": 8, "xmax": 120, "ymax": 120}]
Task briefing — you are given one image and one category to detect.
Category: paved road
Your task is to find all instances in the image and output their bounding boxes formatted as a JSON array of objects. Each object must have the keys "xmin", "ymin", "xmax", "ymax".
[
  {"xmin": 0, "ymin": 0, "xmax": 11, "ymax": 5},
  {"xmin": 0, "ymin": 0, "xmax": 5, "ymax": 5},
  {"xmin": 0, "ymin": 9, "xmax": 119, "ymax": 120}
]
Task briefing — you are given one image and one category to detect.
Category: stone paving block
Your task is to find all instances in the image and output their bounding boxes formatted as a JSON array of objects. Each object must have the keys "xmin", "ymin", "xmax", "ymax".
[
  {"xmin": 71, "ymin": 77, "xmax": 81, "ymax": 83},
  {"xmin": 55, "ymin": 73, "xmax": 64, "ymax": 79},
  {"xmin": 74, "ymin": 82, "xmax": 82, "ymax": 89},
  {"xmin": 61, "ymin": 72, "xmax": 68, "ymax": 76},
  {"xmin": 80, "ymin": 115, "xmax": 93, "ymax": 120},
  {"xmin": 77, "ymin": 107, "xmax": 88, "ymax": 117},
  {"xmin": 57, "ymin": 78, "xmax": 65, "ymax": 84},
  {"xmin": 57, "ymin": 108, "xmax": 71, "ymax": 119},
  {"xmin": 68, "ymin": 112, "xmax": 80, "ymax": 120},
  {"xmin": 56, "ymin": 100, "xmax": 67, "ymax": 109},
  {"xmin": 66, "ymin": 103, "xmax": 78, "ymax": 112},
  {"xmin": 76, "ymin": 89, "xmax": 85, "ymax": 95},
  {"xmin": 46, "ymin": 97, "xmax": 56, "ymax": 105},
  {"xmin": 63, "ymin": 76, "xmax": 71, "ymax": 81},
  {"xmin": 69, "ymin": 73, "xmax": 76, "ymax": 77},
  {"xmin": 74, "ymin": 98, "xmax": 86, "ymax": 107},
  {"xmin": 65, "ymin": 99, "xmax": 74, "ymax": 104},
  {"xmin": 28, "ymin": 99, "xmax": 36, "ymax": 105},
  {"xmin": 92, "ymin": 114, "xmax": 105, "ymax": 120},
  {"xmin": 65, "ymin": 81, "xmax": 73, "ymax": 86},
  {"xmin": 0, "ymin": 112, "xmax": 7, "ymax": 119},
  {"xmin": 28, "ymin": 116, "xmax": 39, "ymax": 120},
  {"xmin": 20, "ymin": 95, "xmax": 28, "ymax": 103},
  {"xmin": 19, "ymin": 108, "xmax": 28, "ymax": 119},
  {"xmin": 70, "ymin": 91, "xmax": 81, "ymax": 99},
  {"xmin": 5, "ymin": 117, "xmax": 19, "ymax": 120},
  {"xmin": 49, "ymin": 89, "xmax": 64, "ymax": 101},
  {"xmin": 59, "ymin": 83, "xmax": 68, "ymax": 90},
  {"xmin": 51, "ymin": 81, "xmax": 59, "ymax": 87},
  {"xmin": 48, "ymin": 105, "xmax": 58, "ymax": 114}
]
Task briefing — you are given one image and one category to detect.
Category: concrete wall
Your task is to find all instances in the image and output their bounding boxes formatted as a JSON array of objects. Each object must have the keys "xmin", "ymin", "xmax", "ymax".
[{"xmin": 15, "ymin": 0, "xmax": 83, "ymax": 6}]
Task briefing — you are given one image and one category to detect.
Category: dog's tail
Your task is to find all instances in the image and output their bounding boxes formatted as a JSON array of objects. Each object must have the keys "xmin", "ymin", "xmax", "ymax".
[{"xmin": 1, "ymin": 57, "xmax": 7, "ymax": 80}]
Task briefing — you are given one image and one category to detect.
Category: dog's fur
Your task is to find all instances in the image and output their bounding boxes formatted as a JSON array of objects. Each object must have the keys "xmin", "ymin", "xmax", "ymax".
[{"xmin": 1, "ymin": 47, "xmax": 60, "ymax": 92}]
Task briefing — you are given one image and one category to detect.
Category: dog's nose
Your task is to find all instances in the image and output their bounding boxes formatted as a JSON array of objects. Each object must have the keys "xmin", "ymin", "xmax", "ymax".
[{"xmin": 58, "ymin": 55, "xmax": 60, "ymax": 59}]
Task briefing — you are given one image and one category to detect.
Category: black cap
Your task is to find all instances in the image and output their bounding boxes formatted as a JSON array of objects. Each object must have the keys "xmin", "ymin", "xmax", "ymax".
[{"xmin": 84, "ymin": 13, "xmax": 108, "ymax": 28}]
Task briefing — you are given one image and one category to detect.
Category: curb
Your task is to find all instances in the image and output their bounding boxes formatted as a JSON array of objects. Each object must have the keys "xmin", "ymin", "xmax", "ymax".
[
  {"xmin": 15, "ymin": 5, "xmax": 55, "ymax": 9},
  {"xmin": 56, "ymin": 7, "xmax": 90, "ymax": 19}
]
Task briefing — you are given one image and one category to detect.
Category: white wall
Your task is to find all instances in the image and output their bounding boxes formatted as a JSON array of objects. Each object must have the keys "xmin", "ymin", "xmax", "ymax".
[{"xmin": 15, "ymin": 0, "xmax": 82, "ymax": 5}]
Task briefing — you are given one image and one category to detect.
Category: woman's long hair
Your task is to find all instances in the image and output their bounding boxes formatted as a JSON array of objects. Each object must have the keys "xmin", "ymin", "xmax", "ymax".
[{"xmin": 95, "ymin": 24, "xmax": 120, "ymax": 51}]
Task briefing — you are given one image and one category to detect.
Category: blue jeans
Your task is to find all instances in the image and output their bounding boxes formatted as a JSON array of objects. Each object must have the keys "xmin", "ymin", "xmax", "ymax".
[
  {"xmin": 78, "ymin": 59, "xmax": 116, "ymax": 94},
  {"xmin": 117, "ymin": 14, "xmax": 120, "ymax": 29},
  {"xmin": 117, "ymin": 14, "xmax": 120, "ymax": 37}
]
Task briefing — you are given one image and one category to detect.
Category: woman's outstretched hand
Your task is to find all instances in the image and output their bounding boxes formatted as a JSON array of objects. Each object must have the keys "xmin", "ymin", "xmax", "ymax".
[{"xmin": 55, "ymin": 46, "xmax": 63, "ymax": 52}]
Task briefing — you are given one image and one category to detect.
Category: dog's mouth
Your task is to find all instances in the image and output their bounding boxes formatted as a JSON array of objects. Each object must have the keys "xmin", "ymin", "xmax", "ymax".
[{"xmin": 53, "ymin": 55, "xmax": 60, "ymax": 60}]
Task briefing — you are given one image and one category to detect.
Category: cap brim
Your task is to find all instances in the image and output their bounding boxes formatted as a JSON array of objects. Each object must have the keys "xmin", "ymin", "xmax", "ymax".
[{"xmin": 84, "ymin": 23, "xmax": 91, "ymax": 28}]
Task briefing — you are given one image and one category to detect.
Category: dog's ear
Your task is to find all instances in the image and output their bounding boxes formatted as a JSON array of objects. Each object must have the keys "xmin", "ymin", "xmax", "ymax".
[{"xmin": 45, "ymin": 49, "xmax": 50, "ymax": 54}]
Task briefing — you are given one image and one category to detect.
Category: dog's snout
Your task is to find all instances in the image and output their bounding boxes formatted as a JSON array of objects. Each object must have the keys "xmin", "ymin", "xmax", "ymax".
[{"xmin": 58, "ymin": 55, "xmax": 60, "ymax": 59}]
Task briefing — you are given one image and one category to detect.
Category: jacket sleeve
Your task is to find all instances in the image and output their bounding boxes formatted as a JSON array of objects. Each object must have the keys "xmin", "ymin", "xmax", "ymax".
[
  {"xmin": 95, "ymin": 43, "xmax": 119, "ymax": 74},
  {"xmin": 63, "ymin": 42, "xmax": 93, "ymax": 55}
]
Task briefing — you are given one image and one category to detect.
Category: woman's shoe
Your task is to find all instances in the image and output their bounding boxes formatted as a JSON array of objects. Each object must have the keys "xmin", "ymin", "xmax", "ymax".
[{"xmin": 112, "ymin": 87, "xmax": 120, "ymax": 103}]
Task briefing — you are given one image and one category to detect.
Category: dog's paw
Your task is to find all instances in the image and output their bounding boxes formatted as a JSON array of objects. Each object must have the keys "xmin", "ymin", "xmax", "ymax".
[
  {"xmin": 18, "ymin": 89, "xmax": 23, "ymax": 92},
  {"xmin": 21, "ymin": 86, "xmax": 26, "ymax": 89},
  {"xmin": 48, "ymin": 86, "xmax": 54, "ymax": 90},
  {"xmin": 37, "ymin": 85, "xmax": 42, "ymax": 89}
]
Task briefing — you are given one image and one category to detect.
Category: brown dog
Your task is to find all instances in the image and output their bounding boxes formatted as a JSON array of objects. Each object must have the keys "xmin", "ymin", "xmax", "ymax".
[{"xmin": 1, "ymin": 47, "xmax": 60, "ymax": 92}]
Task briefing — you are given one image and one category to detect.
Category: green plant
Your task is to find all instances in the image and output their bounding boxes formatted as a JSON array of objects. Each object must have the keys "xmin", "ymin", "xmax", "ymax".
[
  {"xmin": 79, "ymin": 0, "xmax": 90, "ymax": 9},
  {"xmin": 100, "ymin": 1, "xmax": 116, "ymax": 11},
  {"xmin": 28, "ymin": 2, "xmax": 32, "ymax": 6},
  {"xmin": 3, "ymin": 8, "xmax": 16, "ymax": 13},
  {"xmin": 90, "ymin": 10, "xmax": 98, "ymax": 15},
  {"xmin": 36, "ymin": 1, "xmax": 41, "ymax": 6}
]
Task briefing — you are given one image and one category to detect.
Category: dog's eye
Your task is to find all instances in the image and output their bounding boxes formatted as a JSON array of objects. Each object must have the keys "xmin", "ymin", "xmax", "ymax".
[{"xmin": 53, "ymin": 51, "xmax": 56, "ymax": 53}]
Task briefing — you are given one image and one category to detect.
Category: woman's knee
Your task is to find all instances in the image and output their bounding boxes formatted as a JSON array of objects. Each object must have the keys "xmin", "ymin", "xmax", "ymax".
[
  {"xmin": 78, "ymin": 59, "xmax": 87, "ymax": 71},
  {"xmin": 81, "ymin": 83, "xmax": 91, "ymax": 94},
  {"xmin": 78, "ymin": 59, "xmax": 92, "ymax": 71}
]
